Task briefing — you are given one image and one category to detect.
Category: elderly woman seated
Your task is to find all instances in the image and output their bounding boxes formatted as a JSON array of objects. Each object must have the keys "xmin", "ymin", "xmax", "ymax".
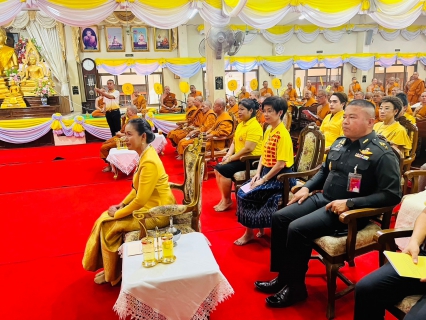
[
  {"xmin": 373, "ymin": 96, "xmax": 412, "ymax": 157},
  {"xmin": 235, "ymin": 97, "xmax": 296, "ymax": 246},
  {"xmin": 213, "ymin": 99, "xmax": 263, "ymax": 212}
]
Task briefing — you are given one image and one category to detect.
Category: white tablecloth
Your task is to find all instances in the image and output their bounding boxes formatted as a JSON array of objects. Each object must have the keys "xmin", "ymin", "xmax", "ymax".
[
  {"xmin": 114, "ymin": 233, "xmax": 234, "ymax": 320},
  {"xmin": 106, "ymin": 134, "xmax": 168, "ymax": 176}
]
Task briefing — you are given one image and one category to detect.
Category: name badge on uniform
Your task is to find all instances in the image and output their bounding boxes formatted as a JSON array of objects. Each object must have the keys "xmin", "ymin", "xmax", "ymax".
[{"xmin": 347, "ymin": 164, "xmax": 362, "ymax": 193}]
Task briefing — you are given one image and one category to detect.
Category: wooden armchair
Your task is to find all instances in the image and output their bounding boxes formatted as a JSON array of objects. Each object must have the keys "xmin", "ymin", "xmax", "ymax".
[
  {"xmin": 277, "ymin": 124, "xmax": 325, "ymax": 206},
  {"xmin": 124, "ymin": 134, "xmax": 206, "ymax": 243},
  {"xmin": 398, "ymin": 116, "xmax": 419, "ymax": 172},
  {"xmin": 310, "ymin": 145, "xmax": 404, "ymax": 319},
  {"xmin": 203, "ymin": 113, "xmax": 237, "ymax": 180},
  {"xmin": 283, "ymin": 111, "xmax": 292, "ymax": 131},
  {"xmin": 374, "ymin": 170, "xmax": 426, "ymax": 319}
]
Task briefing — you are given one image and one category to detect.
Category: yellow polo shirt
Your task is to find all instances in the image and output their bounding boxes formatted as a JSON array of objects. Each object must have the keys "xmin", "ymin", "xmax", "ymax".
[
  {"xmin": 404, "ymin": 112, "xmax": 416, "ymax": 125},
  {"xmin": 234, "ymin": 117, "xmax": 263, "ymax": 155},
  {"xmin": 261, "ymin": 122, "xmax": 294, "ymax": 168},
  {"xmin": 320, "ymin": 110, "xmax": 344, "ymax": 148}
]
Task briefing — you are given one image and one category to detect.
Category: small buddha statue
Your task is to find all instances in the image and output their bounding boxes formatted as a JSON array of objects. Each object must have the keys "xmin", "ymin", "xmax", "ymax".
[{"xmin": 1, "ymin": 80, "xmax": 26, "ymax": 108}]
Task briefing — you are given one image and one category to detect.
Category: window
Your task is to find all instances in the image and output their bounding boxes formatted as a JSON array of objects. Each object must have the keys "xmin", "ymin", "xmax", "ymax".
[
  {"xmin": 373, "ymin": 61, "xmax": 416, "ymax": 90},
  {"xmin": 294, "ymin": 64, "xmax": 343, "ymax": 97},
  {"xmin": 96, "ymin": 67, "xmax": 163, "ymax": 105}
]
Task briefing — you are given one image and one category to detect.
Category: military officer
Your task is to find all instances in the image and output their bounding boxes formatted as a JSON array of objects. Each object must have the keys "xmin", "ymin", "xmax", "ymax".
[{"xmin": 254, "ymin": 99, "xmax": 402, "ymax": 308}]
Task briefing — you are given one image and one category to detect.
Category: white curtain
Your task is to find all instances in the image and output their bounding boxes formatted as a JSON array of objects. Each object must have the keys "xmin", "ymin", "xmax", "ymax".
[{"xmin": 18, "ymin": 12, "xmax": 70, "ymax": 96}]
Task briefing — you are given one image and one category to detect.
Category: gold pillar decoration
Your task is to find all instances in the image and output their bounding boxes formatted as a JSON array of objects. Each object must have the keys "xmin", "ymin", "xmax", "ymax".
[
  {"xmin": 55, "ymin": 22, "xmax": 66, "ymax": 60},
  {"xmin": 71, "ymin": 27, "xmax": 80, "ymax": 63},
  {"xmin": 171, "ymin": 28, "xmax": 178, "ymax": 50}
]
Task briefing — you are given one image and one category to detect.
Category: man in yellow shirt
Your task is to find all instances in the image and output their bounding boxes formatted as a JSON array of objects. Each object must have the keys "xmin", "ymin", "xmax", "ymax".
[
  {"xmin": 189, "ymin": 85, "xmax": 202, "ymax": 98},
  {"xmin": 260, "ymin": 81, "xmax": 274, "ymax": 97}
]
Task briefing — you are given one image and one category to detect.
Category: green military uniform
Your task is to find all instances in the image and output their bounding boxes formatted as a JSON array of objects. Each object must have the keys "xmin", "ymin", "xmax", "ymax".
[{"xmin": 269, "ymin": 130, "xmax": 401, "ymax": 291}]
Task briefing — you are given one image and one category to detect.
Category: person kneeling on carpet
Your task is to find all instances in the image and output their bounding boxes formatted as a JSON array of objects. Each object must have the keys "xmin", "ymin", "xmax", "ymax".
[
  {"xmin": 214, "ymin": 99, "xmax": 263, "ymax": 212},
  {"xmin": 254, "ymin": 99, "xmax": 401, "ymax": 308},
  {"xmin": 99, "ymin": 105, "xmax": 139, "ymax": 173},
  {"xmin": 235, "ymin": 96, "xmax": 295, "ymax": 246},
  {"xmin": 82, "ymin": 118, "xmax": 176, "ymax": 285}
]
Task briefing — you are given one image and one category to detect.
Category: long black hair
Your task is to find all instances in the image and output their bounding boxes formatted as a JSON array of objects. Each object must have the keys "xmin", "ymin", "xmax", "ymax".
[{"xmin": 128, "ymin": 118, "xmax": 155, "ymax": 143}]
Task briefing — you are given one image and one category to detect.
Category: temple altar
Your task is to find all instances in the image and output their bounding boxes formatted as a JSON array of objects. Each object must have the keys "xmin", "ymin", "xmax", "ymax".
[{"xmin": 0, "ymin": 96, "xmax": 59, "ymax": 119}]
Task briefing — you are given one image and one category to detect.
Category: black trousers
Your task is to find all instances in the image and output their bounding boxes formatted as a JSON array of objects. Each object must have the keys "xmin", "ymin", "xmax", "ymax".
[
  {"xmin": 106, "ymin": 109, "xmax": 122, "ymax": 137},
  {"xmin": 270, "ymin": 193, "xmax": 367, "ymax": 286},
  {"xmin": 354, "ymin": 256, "xmax": 426, "ymax": 320}
]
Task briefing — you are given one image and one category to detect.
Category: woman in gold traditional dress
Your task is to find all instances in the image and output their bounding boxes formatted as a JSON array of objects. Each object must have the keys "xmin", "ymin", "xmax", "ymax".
[{"xmin": 83, "ymin": 118, "xmax": 176, "ymax": 285}]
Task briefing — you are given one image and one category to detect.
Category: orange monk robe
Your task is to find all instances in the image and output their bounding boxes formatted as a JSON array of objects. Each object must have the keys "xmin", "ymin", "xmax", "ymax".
[
  {"xmin": 260, "ymin": 87, "xmax": 274, "ymax": 96},
  {"xmin": 238, "ymin": 91, "xmax": 250, "ymax": 101},
  {"xmin": 286, "ymin": 89, "xmax": 298, "ymax": 101},
  {"xmin": 160, "ymin": 93, "xmax": 178, "ymax": 113},
  {"xmin": 305, "ymin": 97, "xmax": 317, "ymax": 107},
  {"xmin": 333, "ymin": 86, "xmax": 344, "ymax": 93},
  {"xmin": 407, "ymin": 79, "xmax": 425, "ymax": 105},
  {"xmin": 133, "ymin": 95, "xmax": 147, "ymax": 114},
  {"xmin": 378, "ymin": 85, "xmax": 385, "ymax": 93},
  {"xmin": 348, "ymin": 83, "xmax": 361, "ymax": 100},
  {"xmin": 205, "ymin": 112, "xmax": 234, "ymax": 151},
  {"xmin": 167, "ymin": 106, "xmax": 199, "ymax": 146},
  {"xmin": 100, "ymin": 115, "xmax": 139, "ymax": 159},
  {"xmin": 374, "ymin": 102, "xmax": 381, "ymax": 123},
  {"xmin": 305, "ymin": 86, "xmax": 316, "ymax": 97},
  {"xmin": 387, "ymin": 83, "xmax": 399, "ymax": 96},
  {"xmin": 415, "ymin": 105, "xmax": 426, "ymax": 120},
  {"xmin": 227, "ymin": 103, "xmax": 240, "ymax": 122},
  {"xmin": 92, "ymin": 96, "xmax": 106, "ymax": 118},
  {"xmin": 177, "ymin": 110, "xmax": 217, "ymax": 155},
  {"xmin": 188, "ymin": 91, "xmax": 203, "ymax": 98},
  {"xmin": 256, "ymin": 109, "xmax": 265, "ymax": 126},
  {"xmin": 315, "ymin": 103, "xmax": 330, "ymax": 126},
  {"xmin": 367, "ymin": 84, "xmax": 378, "ymax": 93}
]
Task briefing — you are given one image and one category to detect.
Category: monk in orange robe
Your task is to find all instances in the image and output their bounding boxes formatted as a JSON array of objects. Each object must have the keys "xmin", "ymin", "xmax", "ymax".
[
  {"xmin": 167, "ymin": 97, "xmax": 199, "ymax": 145},
  {"xmin": 414, "ymin": 92, "xmax": 426, "ymax": 120},
  {"xmin": 205, "ymin": 98, "xmax": 234, "ymax": 151},
  {"xmin": 386, "ymin": 77, "xmax": 399, "ymax": 96},
  {"xmin": 226, "ymin": 96, "xmax": 239, "ymax": 121},
  {"xmin": 100, "ymin": 105, "xmax": 139, "ymax": 172},
  {"xmin": 377, "ymin": 80, "xmax": 385, "ymax": 93},
  {"xmin": 238, "ymin": 86, "xmax": 250, "ymax": 101},
  {"xmin": 188, "ymin": 85, "xmax": 202, "ymax": 98},
  {"xmin": 372, "ymin": 91, "xmax": 384, "ymax": 123},
  {"xmin": 304, "ymin": 90, "xmax": 317, "ymax": 107},
  {"xmin": 160, "ymin": 86, "xmax": 179, "ymax": 113},
  {"xmin": 303, "ymin": 80, "xmax": 317, "ymax": 97},
  {"xmin": 92, "ymin": 91, "xmax": 106, "ymax": 118},
  {"xmin": 260, "ymin": 81, "xmax": 273, "ymax": 96},
  {"xmin": 367, "ymin": 78, "xmax": 379, "ymax": 93},
  {"xmin": 133, "ymin": 92, "xmax": 147, "ymax": 115},
  {"xmin": 348, "ymin": 77, "xmax": 361, "ymax": 100},
  {"xmin": 284, "ymin": 83, "xmax": 298, "ymax": 102},
  {"xmin": 332, "ymin": 81, "xmax": 344, "ymax": 93},
  {"xmin": 176, "ymin": 100, "xmax": 217, "ymax": 157},
  {"xmin": 314, "ymin": 90, "xmax": 330, "ymax": 126},
  {"xmin": 407, "ymin": 72, "xmax": 425, "ymax": 106}
]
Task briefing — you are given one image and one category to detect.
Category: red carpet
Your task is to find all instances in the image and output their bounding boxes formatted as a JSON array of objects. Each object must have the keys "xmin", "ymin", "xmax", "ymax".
[{"xmin": 1, "ymin": 141, "xmax": 397, "ymax": 319}]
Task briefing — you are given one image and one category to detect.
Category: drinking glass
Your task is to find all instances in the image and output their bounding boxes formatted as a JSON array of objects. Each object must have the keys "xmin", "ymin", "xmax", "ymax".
[
  {"xmin": 161, "ymin": 232, "xmax": 176, "ymax": 263},
  {"xmin": 141, "ymin": 236, "xmax": 157, "ymax": 267}
]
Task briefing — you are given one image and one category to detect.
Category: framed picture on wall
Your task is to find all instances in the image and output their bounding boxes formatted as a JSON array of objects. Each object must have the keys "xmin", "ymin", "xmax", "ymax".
[
  {"xmin": 131, "ymin": 27, "xmax": 148, "ymax": 52},
  {"xmin": 154, "ymin": 28, "xmax": 172, "ymax": 51},
  {"xmin": 351, "ymin": 66, "xmax": 357, "ymax": 73},
  {"xmin": 105, "ymin": 26, "xmax": 125, "ymax": 52},
  {"xmin": 6, "ymin": 33, "xmax": 19, "ymax": 48},
  {"xmin": 80, "ymin": 26, "xmax": 100, "ymax": 52}
]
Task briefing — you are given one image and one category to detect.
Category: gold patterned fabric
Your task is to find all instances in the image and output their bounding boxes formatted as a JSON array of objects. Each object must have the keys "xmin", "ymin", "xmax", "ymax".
[
  {"xmin": 313, "ymin": 223, "xmax": 380, "ymax": 257},
  {"xmin": 395, "ymin": 295, "xmax": 422, "ymax": 314},
  {"xmin": 295, "ymin": 131, "xmax": 316, "ymax": 180}
]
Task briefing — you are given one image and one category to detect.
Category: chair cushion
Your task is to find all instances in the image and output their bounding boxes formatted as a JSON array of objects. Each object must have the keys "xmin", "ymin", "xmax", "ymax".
[
  {"xmin": 313, "ymin": 222, "xmax": 381, "ymax": 257},
  {"xmin": 233, "ymin": 169, "xmax": 257, "ymax": 182},
  {"xmin": 395, "ymin": 295, "xmax": 422, "ymax": 314}
]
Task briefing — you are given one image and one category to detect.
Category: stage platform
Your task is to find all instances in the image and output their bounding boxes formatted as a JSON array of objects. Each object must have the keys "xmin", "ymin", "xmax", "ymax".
[{"xmin": 0, "ymin": 112, "xmax": 185, "ymax": 149}]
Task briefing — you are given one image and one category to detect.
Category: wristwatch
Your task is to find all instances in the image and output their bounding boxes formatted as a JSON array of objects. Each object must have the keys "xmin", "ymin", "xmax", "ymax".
[{"xmin": 346, "ymin": 199, "xmax": 355, "ymax": 210}]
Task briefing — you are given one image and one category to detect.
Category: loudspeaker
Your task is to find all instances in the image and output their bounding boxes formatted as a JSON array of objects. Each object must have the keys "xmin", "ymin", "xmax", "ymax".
[{"xmin": 365, "ymin": 30, "xmax": 373, "ymax": 45}]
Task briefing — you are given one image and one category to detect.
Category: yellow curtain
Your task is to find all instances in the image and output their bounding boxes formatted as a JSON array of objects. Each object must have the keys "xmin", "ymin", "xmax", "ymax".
[{"xmin": 46, "ymin": 0, "xmax": 110, "ymax": 10}]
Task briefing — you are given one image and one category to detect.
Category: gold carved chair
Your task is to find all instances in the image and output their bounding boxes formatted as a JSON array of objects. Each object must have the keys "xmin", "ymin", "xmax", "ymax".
[
  {"xmin": 374, "ymin": 170, "xmax": 426, "ymax": 319},
  {"xmin": 283, "ymin": 111, "xmax": 292, "ymax": 131},
  {"xmin": 277, "ymin": 124, "xmax": 325, "ymax": 206},
  {"xmin": 398, "ymin": 116, "xmax": 419, "ymax": 172},
  {"xmin": 310, "ymin": 145, "xmax": 403, "ymax": 320},
  {"xmin": 203, "ymin": 113, "xmax": 237, "ymax": 180},
  {"xmin": 124, "ymin": 134, "xmax": 206, "ymax": 243}
]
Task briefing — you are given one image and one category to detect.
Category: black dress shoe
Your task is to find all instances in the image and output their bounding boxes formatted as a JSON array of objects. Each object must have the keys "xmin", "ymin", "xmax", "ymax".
[
  {"xmin": 254, "ymin": 277, "xmax": 285, "ymax": 294},
  {"xmin": 265, "ymin": 285, "xmax": 308, "ymax": 308}
]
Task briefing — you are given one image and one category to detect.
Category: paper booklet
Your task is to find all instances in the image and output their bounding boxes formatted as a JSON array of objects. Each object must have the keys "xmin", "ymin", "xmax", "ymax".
[
  {"xmin": 302, "ymin": 110, "xmax": 318, "ymax": 119},
  {"xmin": 384, "ymin": 251, "xmax": 426, "ymax": 279},
  {"xmin": 240, "ymin": 183, "xmax": 252, "ymax": 193}
]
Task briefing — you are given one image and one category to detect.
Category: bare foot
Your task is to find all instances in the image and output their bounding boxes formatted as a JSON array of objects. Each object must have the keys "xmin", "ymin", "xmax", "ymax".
[
  {"xmin": 214, "ymin": 200, "xmax": 224, "ymax": 210},
  {"xmin": 176, "ymin": 155, "xmax": 183, "ymax": 160},
  {"xmin": 234, "ymin": 230, "xmax": 255, "ymax": 246},
  {"xmin": 215, "ymin": 200, "xmax": 233, "ymax": 212},
  {"xmin": 94, "ymin": 271, "xmax": 107, "ymax": 284},
  {"xmin": 256, "ymin": 228, "xmax": 265, "ymax": 238},
  {"xmin": 102, "ymin": 166, "xmax": 111, "ymax": 172}
]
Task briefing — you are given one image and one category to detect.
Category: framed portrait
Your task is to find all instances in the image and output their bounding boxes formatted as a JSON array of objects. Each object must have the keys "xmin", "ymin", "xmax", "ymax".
[
  {"xmin": 154, "ymin": 28, "xmax": 172, "ymax": 52},
  {"xmin": 6, "ymin": 33, "xmax": 19, "ymax": 48},
  {"xmin": 131, "ymin": 27, "xmax": 148, "ymax": 52},
  {"xmin": 80, "ymin": 26, "xmax": 100, "ymax": 52},
  {"xmin": 351, "ymin": 66, "xmax": 357, "ymax": 73},
  {"xmin": 105, "ymin": 26, "xmax": 125, "ymax": 52}
]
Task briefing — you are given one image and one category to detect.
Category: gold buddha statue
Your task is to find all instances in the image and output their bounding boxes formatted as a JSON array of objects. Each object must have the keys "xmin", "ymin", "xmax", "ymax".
[
  {"xmin": 0, "ymin": 28, "xmax": 19, "ymax": 99},
  {"xmin": 20, "ymin": 41, "xmax": 55, "ymax": 96},
  {"xmin": 1, "ymin": 80, "xmax": 26, "ymax": 108}
]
